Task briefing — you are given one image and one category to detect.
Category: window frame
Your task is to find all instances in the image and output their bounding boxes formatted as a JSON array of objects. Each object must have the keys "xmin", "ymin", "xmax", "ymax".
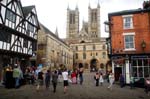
[
  {"xmin": 6, "ymin": 9, "xmax": 16, "ymax": 23},
  {"xmin": 123, "ymin": 32, "xmax": 135, "ymax": 51},
  {"xmin": 122, "ymin": 15, "xmax": 133, "ymax": 29}
]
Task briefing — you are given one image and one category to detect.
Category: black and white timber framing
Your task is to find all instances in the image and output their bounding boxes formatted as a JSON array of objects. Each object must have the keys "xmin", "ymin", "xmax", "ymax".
[{"xmin": 0, "ymin": 0, "xmax": 39, "ymax": 68}]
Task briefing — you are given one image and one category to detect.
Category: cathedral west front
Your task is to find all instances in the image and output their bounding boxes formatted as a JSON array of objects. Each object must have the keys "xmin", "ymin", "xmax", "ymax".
[{"xmin": 65, "ymin": 3, "xmax": 110, "ymax": 72}]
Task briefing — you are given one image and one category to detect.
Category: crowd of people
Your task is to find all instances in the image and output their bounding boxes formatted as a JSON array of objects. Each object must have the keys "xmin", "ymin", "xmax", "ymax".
[{"xmin": 1, "ymin": 64, "xmax": 150, "ymax": 96}]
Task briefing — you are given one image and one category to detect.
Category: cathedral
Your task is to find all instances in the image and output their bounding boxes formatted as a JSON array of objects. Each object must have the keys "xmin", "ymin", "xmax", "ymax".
[{"xmin": 65, "ymin": 3, "xmax": 110, "ymax": 72}]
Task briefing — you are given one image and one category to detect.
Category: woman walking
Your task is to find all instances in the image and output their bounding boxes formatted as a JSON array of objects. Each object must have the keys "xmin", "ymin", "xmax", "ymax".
[
  {"xmin": 107, "ymin": 73, "xmax": 114, "ymax": 90},
  {"xmin": 99, "ymin": 73, "xmax": 104, "ymax": 86}
]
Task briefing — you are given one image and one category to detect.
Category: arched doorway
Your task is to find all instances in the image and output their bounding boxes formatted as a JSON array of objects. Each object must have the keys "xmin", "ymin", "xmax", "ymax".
[{"xmin": 90, "ymin": 59, "xmax": 97, "ymax": 72}]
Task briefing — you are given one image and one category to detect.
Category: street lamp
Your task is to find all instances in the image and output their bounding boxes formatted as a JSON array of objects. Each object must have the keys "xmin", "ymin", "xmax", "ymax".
[{"xmin": 141, "ymin": 40, "xmax": 146, "ymax": 51}]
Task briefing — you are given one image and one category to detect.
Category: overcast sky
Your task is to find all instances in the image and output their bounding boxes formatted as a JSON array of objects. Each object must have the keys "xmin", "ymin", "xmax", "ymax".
[{"xmin": 21, "ymin": 0, "xmax": 145, "ymax": 38}]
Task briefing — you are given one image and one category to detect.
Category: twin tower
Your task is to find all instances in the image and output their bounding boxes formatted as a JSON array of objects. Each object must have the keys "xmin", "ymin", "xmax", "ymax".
[{"xmin": 66, "ymin": 3, "xmax": 101, "ymax": 43}]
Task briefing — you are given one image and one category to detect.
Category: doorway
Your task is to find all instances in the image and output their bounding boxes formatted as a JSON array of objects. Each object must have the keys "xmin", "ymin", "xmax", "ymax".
[
  {"xmin": 90, "ymin": 59, "xmax": 97, "ymax": 72},
  {"xmin": 114, "ymin": 67, "xmax": 122, "ymax": 81}
]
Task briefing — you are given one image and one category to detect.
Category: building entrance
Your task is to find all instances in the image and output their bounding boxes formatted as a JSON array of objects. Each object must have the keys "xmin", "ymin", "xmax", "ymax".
[
  {"xmin": 90, "ymin": 59, "xmax": 97, "ymax": 72},
  {"xmin": 114, "ymin": 67, "xmax": 122, "ymax": 81}
]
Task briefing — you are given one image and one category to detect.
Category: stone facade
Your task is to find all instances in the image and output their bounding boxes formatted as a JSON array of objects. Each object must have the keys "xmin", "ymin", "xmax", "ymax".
[
  {"xmin": 65, "ymin": 3, "xmax": 110, "ymax": 72},
  {"xmin": 37, "ymin": 24, "xmax": 73, "ymax": 70}
]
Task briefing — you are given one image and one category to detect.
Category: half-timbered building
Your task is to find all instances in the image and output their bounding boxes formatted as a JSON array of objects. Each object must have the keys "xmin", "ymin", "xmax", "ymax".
[{"xmin": 0, "ymin": 0, "xmax": 39, "ymax": 74}]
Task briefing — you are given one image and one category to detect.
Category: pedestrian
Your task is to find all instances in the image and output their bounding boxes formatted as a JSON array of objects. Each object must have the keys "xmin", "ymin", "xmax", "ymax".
[
  {"xmin": 36, "ymin": 71, "xmax": 44, "ymax": 91},
  {"xmin": 79, "ymin": 63, "xmax": 84, "ymax": 85},
  {"xmin": 5, "ymin": 66, "xmax": 13, "ymax": 88},
  {"xmin": 52, "ymin": 70, "xmax": 58, "ymax": 93},
  {"xmin": 144, "ymin": 76, "xmax": 150, "ymax": 96},
  {"xmin": 107, "ymin": 73, "xmax": 114, "ymax": 90},
  {"xmin": 13, "ymin": 64, "xmax": 22, "ymax": 88},
  {"xmin": 62, "ymin": 68, "xmax": 69, "ymax": 94},
  {"xmin": 130, "ymin": 76, "xmax": 134, "ymax": 89},
  {"xmin": 119, "ymin": 74, "xmax": 125, "ymax": 88},
  {"xmin": 99, "ymin": 73, "xmax": 104, "ymax": 86},
  {"xmin": 45, "ymin": 70, "xmax": 51, "ymax": 90},
  {"xmin": 71, "ymin": 70, "xmax": 77, "ymax": 84},
  {"xmin": 94, "ymin": 72, "xmax": 100, "ymax": 86}
]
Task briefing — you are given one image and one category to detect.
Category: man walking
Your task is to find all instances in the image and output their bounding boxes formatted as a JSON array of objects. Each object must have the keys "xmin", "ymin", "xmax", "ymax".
[
  {"xmin": 62, "ymin": 68, "xmax": 69, "ymax": 94},
  {"xmin": 52, "ymin": 70, "xmax": 58, "ymax": 93}
]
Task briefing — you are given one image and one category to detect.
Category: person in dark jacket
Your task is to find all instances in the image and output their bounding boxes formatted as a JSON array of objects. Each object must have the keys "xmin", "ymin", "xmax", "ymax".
[
  {"xmin": 52, "ymin": 70, "xmax": 58, "ymax": 93},
  {"xmin": 119, "ymin": 74, "xmax": 125, "ymax": 88},
  {"xmin": 36, "ymin": 71, "xmax": 43, "ymax": 91},
  {"xmin": 45, "ymin": 70, "xmax": 51, "ymax": 90}
]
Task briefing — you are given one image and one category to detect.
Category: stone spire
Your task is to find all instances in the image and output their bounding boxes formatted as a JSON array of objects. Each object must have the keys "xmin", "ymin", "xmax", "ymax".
[
  {"xmin": 55, "ymin": 27, "xmax": 59, "ymax": 37},
  {"xmin": 88, "ymin": 0, "xmax": 91, "ymax": 9},
  {"xmin": 97, "ymin": 0, "xmax": 100, "ymax": 8},
  {"xmin": 76, "ymin": 3, "xmax": 78, "ymax": 10},
  {"xmin": 67, "ymin": 3, "xmax": 69, "ymax": 10}
]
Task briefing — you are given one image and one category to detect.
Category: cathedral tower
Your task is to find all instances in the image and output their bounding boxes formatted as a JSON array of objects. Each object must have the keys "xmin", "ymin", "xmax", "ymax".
[
  {"xmin": 66, "ymin": 5, "xmax": 79, "ymax": 39},
  {"xmin": 88, "ymin": 3, "xmax": 100, "ymax": 39}
]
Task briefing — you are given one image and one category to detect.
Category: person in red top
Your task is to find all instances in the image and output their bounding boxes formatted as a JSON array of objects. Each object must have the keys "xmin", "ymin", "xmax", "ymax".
[{"xmin": 71, "ymin": 71, "xmax": 77, "ymax": 84}]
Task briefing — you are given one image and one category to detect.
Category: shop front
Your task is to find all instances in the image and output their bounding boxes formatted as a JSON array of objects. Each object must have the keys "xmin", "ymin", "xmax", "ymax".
[{"xmin": 112, "ymin": 55, "xmax": 150, "ymax": 84}]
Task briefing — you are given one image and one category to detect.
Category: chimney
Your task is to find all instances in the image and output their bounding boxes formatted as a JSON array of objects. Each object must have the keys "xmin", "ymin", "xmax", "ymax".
[{"xmin": 143, "ymin": 0, "xmax": 150, "ymax": 9}]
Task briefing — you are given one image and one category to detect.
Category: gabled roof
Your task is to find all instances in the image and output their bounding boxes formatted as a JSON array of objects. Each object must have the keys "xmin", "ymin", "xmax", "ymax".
[
  {"xmin": 22, "ymin": 5, "xmax": 35, "ymax": 17},
  {"xmin": 40, "ymin": 23, "xmax": 68, "ymax": 46}
]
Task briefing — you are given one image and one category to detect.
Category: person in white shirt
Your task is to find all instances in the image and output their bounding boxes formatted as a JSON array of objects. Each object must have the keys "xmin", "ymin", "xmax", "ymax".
[
  {"xmin": 62, "ymin": 68, "xmax": 69, "ymax": 94},
  {"xmin": 108, "ymin": 73, "xmax": 114, "ymax": 90}
]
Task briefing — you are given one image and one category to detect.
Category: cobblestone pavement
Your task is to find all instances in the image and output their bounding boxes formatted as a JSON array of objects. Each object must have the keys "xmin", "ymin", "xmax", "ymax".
[{"xmin": 0, "ymin": 72, "xmax": 150, "ymax": 99}]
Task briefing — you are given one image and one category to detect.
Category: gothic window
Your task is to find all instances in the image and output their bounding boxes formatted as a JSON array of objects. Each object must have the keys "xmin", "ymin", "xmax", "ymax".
[
  {"xmin": 69, "ymin": 13, "xmax": 75, "ymax": 24},
  {"xmin": 102, "ymin": 52, "xmax": 106, "ymax": 59},
  {"xmin": 96, "ymin": 52, "xmax": 98, "ymax": 56},
  {"xmin": 76, "ymin": 46, "xmax": 78, "ymax": 51},
  {"xmin": 83, "ymin": 52, "xmax": 86, "ymax": 59},
  {"xmin": 83, "ymin": 45, "xmax": 86, "ymax": 51},
  {"xmin": 69, "ymin": 13, "xmax": 72, "ymax": 24},
  {"xmin": 6, "ymin": 10, "xmax": 16, "ymax": 23},
  {"xmin": 93, "ymin": 45, "xmax": 95, "ymax": 50},
  {"xmin": 102, "ymin": 45, "xmax": 106, "ymax": 50},
  {"xmin": 75, "ymin": 53, "xmax": 78, "ymax": 59},
  {"xmin": 95, "ymin": 12, "xmax": 97, "ymax": 22}
]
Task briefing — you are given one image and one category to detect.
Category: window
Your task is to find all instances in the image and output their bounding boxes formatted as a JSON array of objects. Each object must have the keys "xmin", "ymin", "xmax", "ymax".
[
  {"xmin": 75, "ymin": 46, "xmax": 78, "ymax": 51},
  {"xmin": 83, "ymin": 45, "xmax": 86, "ymax": 51},
  {"xmin": 123, "ymin": 15, "xmax": 133, "ymax": 29},
  {"xmin": 131, "ymin": 58, "xmax": 150, "ymax": 78},
  {"xmin": 124, "ymin": 34, "xmax": 135, "ymax": 50},
  {"xmin": 93, "ymin": 45, "xmax": 95, "ymax": 50},
  {"xmin": 23, "ymin": 39, "xmax": 28, "ymax": 48},
  {"xmin": 83, "ymin": 53, "xmax": 86, "ymax": 59},
  {"xmin": 102, "ymin": 45, "xmax": 106, "ymax": 50},
  {"xmin": 0, "ymin": 30, "xmax": 11, "ymax": 43},
  {"xmin": 27, "ymin": 23, "xmax": 34, "ymax": 33},
  {"xmin": 102, "ymin": 52, "xmax": 106, "ymax": 59},
  {"xmin": 69, "ymin": 13, "xmax": 75, "ymax": 24},
  {"xmin": 6, "ymin": 10, "xmax": 16, "ymax": 23},
  {"xmin": 96, "ymin": 52, "xmax": 98, "ymax": 56},
  {"xmin": 75, "ymin": 53, "xmax": 78, "ymax": 59}
]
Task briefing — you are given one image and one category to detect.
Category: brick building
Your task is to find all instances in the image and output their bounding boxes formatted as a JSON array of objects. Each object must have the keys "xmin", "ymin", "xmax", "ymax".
[{"xmin": 106, "ymin": 1, "xmax": 150, "ymax": 84}]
